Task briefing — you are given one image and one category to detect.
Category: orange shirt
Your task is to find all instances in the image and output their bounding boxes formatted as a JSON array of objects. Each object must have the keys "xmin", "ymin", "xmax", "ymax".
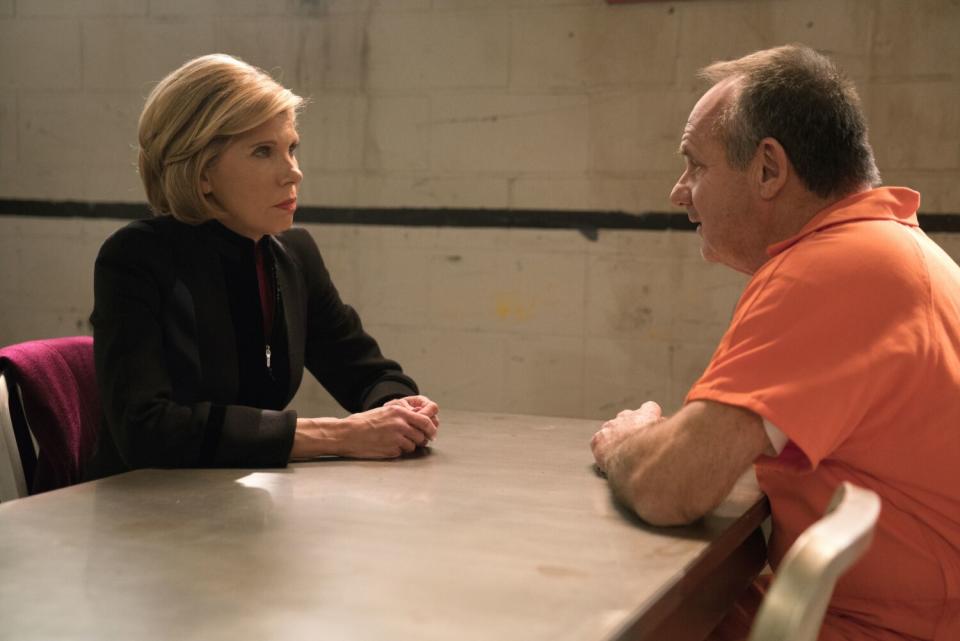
[{"xmin": 687, "ymin": 187, "xmax": 960, "ymax": 641}]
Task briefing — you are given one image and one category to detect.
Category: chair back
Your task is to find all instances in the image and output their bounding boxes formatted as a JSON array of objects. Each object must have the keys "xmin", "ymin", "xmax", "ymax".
[
  {"xmin": 0, "ymin": 372, "xmax": 34, "ymax": 500},
  {"xmin": 0, "ymin": 337, "xmax": 100, "ymax": 498},
  {"xmin": 748, "ymin": 482, "xmax": 881, "ymax": 641}
]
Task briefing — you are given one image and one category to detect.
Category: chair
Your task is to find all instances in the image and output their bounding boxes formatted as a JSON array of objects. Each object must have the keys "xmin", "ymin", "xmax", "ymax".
[
  {"xmin": 0, "ymin": 336, "xmax": 100, "ymax": 500},
  {"xmin": 748, "ymin": 482, "xmax": 882, "ymax": 641}
]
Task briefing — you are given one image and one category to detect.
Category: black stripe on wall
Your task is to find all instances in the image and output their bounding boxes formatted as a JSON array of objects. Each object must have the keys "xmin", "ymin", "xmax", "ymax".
[{"xmin": 1, "ymin": 199, "xmax": 959, "ymax": 233}]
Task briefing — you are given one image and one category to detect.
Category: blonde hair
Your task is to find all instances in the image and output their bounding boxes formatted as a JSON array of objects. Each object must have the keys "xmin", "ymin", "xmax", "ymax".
[{"xmin": 138, "ymin": 54, "xmax": 304, "ymax": 224}]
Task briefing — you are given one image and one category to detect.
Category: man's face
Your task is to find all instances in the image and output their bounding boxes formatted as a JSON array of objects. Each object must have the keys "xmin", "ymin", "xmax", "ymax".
[{"xmin": 670, "ymin": 81, "xmax": 764, "ymax": 274}]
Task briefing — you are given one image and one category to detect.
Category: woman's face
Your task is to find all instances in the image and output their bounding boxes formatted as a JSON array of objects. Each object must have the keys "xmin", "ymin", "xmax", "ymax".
[{"xmin": 201, "ymin": 110, "xmax": 302, "ymax": 241}]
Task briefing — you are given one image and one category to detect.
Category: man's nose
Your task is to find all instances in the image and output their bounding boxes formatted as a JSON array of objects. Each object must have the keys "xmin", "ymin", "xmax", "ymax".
[{"xmin": 670, "ymin": 179, "xmax": 690, "ymax": 208}]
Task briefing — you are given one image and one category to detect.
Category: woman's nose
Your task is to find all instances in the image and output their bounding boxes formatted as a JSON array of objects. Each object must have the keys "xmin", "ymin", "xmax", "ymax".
[{"xmin": 284, "ymin": 158, "xmax": 303, "ymax": 186}]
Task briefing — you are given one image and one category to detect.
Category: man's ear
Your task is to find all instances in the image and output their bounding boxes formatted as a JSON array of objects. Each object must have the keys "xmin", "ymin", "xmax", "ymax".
[{"xmin": 755, "ymin": 137, "xmax": 789, "ymax": 200}]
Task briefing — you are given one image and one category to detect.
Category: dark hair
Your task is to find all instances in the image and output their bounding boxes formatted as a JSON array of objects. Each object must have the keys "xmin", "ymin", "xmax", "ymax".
[{"xmin": 700, "ymin": 44, "xmax": 880, "ymax": 199}]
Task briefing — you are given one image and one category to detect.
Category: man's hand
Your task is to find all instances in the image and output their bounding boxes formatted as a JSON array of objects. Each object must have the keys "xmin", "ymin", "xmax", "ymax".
[{"xmin": 591, "ymin": 401, "xmax": 663, "ymax": 474}]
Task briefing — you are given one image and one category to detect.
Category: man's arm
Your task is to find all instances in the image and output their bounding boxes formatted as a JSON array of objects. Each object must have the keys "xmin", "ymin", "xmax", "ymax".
[{"xmin": 593, "ymin": 400, "xmax": 770, "ymax": 526}]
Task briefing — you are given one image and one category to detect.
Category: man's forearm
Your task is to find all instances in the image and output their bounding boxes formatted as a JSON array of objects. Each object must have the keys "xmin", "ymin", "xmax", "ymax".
[
  {"xmin": 605, "ymin": 420, "xmax": 708, "ymax": 526},
  {"xmin": 603, "ymin": 401, "xmax": 769, "ymax": 527}
]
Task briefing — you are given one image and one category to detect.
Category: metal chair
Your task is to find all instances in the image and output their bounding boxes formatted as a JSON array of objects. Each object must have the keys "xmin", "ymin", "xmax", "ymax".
[
  {"xmin": 0, "ymin": 337, "xmax": 100, "ymax": 499},
  {"xmin": 0, "ymin": 371, "xmax": 36, "ymax": 501},
  {"xmin": 748, "ymin": 482, "xmax": 881, "ymax": 641}
]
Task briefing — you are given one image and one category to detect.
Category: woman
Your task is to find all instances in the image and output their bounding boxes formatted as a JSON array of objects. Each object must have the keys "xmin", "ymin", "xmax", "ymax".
[{"xmin": 85, "ymin": 54, "xmax": 438, "ymax": 479}]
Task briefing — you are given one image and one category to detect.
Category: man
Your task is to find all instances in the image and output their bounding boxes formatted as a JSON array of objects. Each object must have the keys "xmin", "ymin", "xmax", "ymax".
[{"xmin": 590, "ymin": 45, "xmax": 959, "ymax": 641}]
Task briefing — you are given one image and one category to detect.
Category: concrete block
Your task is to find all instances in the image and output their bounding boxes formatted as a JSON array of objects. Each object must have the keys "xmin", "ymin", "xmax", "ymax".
[
  {"xmin": 868, "ymin": 81, "xmax": 960, "ymax": 171},
  {"xmin": 434, "ymin": 0, "xmax": 594, "ymax": 8},
  {"xmin": 370, "ymin": 0, "xmax": 429, "ymax": 10},
  {"xmin": 295, "ymin": 13, "xmax": 365, "ymax": 91},
  {"xmin": 18, "ymin": 93, "xmax": 141, "ymax": 170},
  {"xmin": 590, "ymin": 90, "xmax": 696, "ymax": 174},
  {"xmin": 366, "ymin": 11, "xmax": 509, "ymax": 90},
  {"xmin": 873, "ymin": 0, "xmax": 960, "ymax": 80},
  {"xmin": 336, "ymin": 224, "xmax": 437, "ymax": 251},
  {"xmin": 297, "ymin": 173, "xmax": 357, "ymax": 207},
  {"xmin": 879, "ymin": 171, "xmax": 960, "ymax": 214},
  {"xmin": 427, "ymin": 227, "xmax": 505, "ymax": 252},
  {"xmin": 0, "ymin": 307, "xmax": 93, "ymax": 347},
  {"xmin": 364, "ymin": 96, "xmax": 431, "ymax": 171},
  {"xmin": 0, "ymin": 228, "xmax": 21, "ymax": 301},
  {"xmin": 675, "ymin": 1, "xmax": 770, "ymax": 87},
  {"xmin": 587, "ymin": 228, "xmax": 675, "ymax": 261},
  {"xmin": 215, "ymin": 18, "xmax": 306, "ymax": 90},
  {"xmin": 495, "ymin": 227, "xmax": 587, "ymax": 255},
  {"xmin": 768, "ymin": 0, "xmax": 872, "ymax": 79},
  {"xmin": 0, "ymin": 19, "xmax": 81, "ymax": 90},
  {"xmin": 364, "ymin": 325, "xmax": 506, "ymax": 412},
  {"xmin": 510, "ymin": 4, "xmax": 678, "ymax": 90},
  {"xmin": 591, "ymin": 174, "xmax": 681, "ymax": 213},
  {"xmin": 296, "ymin": 0, "xmax": 377, "ymax": 15},
  {"xmin": 676, "ymin": 0, "xmax": 872, "ymax": 83},
  {"xmin": 670, "ymin": 258, "xmax": 747, "ymax": 345},
  {"xmin": 501, "ymin": 333, "xmax": 584, "ymax": 418},
  {"xmin": 928, "ymin": 233, "xmax": 960, "ymax": 264},
  {"xmin": 510, "ymin": 174, "xmax": 680, "ymax": 214},
  {"xmin": 19, "ymin": 235, "xmax": 97, "ymax": 311},
  {"xmin": 82, "ymin": 18, "xmax": 218, "ymax": 90},
  {"xmin": 427, "ymin": 247, "xmax": 586, "ymax": 336},
  {"xmin": 0, "ymin": 94, "xmax": 15, "ymax": 180},
  {"xmin": 430, "ymin": 94, "xmax": 589, "ymax": 173},
  {"xmin": 84, "ymin": 162, "xmax": 144, "ymax": 202},
  {"xmin": 79, "ymin": 218, "xmax": 129, "ymax": 247},
  {"xmin": 582, "ymin": 336, "xmax": 671, "ymax": 420},
  {"xmin": 288, "ymin": 374, "xmax": 348, "ymax": 420},
  {"xmin": 0, "ymin": 216, "xmax": 83, "ymax": 240},
  {"xmin": 509, "ymin": 177, "xmax": 593, "ymax": 211},
  {"xmin": 0, "ymin": 163, "xmax": 86, "ymax": 200},
  {"xmin": 670, "ymin": 342, "xmax": 720, "ymax": 411},
  {"xmin": 296, "ymin": 95, "xmax": 367, "ymax": 171},
  {"xmin": 151, "ymin": 0, "xmax": 288, "ymax": 17},
  {"xmin": 216, "ymin": 15, "xmax": 363, "ymax": 92},
  {"xmin": 585, "ymin": 254, "xmax": 674, "ymax": 340},
  {"xmin": 18, "ymin": 0, "xmax": 147, "ymax": 16},
  {"xmin": 344, "ymin": 246, "xmax": 431, "ymax": 327},
  {"xmin": 355, "ymin": 175, "xmax": 509, "ymax": 209}
]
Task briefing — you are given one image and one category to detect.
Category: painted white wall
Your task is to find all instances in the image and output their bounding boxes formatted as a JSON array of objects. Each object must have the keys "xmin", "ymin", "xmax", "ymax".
[{"xmin": 1, "ymin": 0, "xmax": 958, "ymax": 418}]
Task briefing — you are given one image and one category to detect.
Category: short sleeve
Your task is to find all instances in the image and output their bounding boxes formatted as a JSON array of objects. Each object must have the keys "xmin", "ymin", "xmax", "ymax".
[{"xmin": 686, "ymin": 224, "xmax": 930, "ymax": 469}]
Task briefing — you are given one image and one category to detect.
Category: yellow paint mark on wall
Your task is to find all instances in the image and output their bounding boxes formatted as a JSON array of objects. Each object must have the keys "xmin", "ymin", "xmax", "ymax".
[{"xmin": 494, "ymin": 293, "xmax": 534, "ymax": 321}]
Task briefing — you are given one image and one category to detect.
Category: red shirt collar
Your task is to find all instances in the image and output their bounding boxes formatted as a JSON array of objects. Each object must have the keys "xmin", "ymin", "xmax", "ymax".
[{"xmin": 766, "ymin": 187, "xmax": 921, "ymax": 257}]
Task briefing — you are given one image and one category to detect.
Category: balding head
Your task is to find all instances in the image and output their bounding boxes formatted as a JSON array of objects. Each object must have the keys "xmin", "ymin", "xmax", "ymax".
[{"xmin": 699, "ymin": 44, "xmax": 879, "ymax": 200}]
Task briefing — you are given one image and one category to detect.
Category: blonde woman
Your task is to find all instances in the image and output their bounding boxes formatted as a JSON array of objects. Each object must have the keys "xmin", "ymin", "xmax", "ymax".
[{"xmin": 85, "ymin": 54, "xmax": 438, "ymax": 479}]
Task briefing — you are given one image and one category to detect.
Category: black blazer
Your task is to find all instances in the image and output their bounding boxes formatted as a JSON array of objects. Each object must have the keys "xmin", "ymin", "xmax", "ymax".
[{"xmin": 85, "ymin": 216, "xmax": 417, "ymax": 479}]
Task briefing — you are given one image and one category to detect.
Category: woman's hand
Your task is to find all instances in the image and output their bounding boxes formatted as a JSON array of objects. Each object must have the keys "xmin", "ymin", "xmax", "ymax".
[
  {"xmin": 384, "ymin": 395, "xmax": 440, "ymax": 428},
  {"xmin": 292, "ymin": 397, "xmax": 440, "ymax": 460}
]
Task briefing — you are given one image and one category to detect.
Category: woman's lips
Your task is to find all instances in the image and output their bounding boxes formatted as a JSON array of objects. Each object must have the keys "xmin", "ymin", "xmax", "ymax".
[{"xmin": 274, "ymin": 198, "xmax": 297, "ymax": 212}]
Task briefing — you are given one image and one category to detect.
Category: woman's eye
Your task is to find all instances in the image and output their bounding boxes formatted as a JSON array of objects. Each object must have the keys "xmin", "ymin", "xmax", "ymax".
[
  {"xmin": 289, "ymin": 143, "xmax": 299, "ymax": 156},
  {"xmin": 253, "ymin": 146, "xmax": 271, "ymax": 158}
]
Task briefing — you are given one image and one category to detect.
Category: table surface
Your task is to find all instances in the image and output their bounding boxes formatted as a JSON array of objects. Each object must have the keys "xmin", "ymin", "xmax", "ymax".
[{"xmin": 0, "ymin": 410, "xmax": 767, "ymax": 641}]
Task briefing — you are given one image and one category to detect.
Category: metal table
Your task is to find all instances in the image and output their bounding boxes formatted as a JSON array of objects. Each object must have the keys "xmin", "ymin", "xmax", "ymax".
[{"xmin": 0, "ymin": 410, "xmax": 768, "ymax": 641}]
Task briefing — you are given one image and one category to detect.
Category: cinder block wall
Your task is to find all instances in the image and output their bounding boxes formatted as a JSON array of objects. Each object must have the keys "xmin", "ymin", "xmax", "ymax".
[{"xmin": 1, "ymin": 0, "xmax": 958, "ymax": 419}]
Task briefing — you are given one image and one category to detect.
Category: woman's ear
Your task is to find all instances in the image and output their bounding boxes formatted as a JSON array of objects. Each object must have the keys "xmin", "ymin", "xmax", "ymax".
[
  {"xmin": 200, "ymin": 170, "xmax": 213, "ymax": 196},
  {"xmin": 756, "ymin": 137, "xmax": 789, "ymax": 200}
]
